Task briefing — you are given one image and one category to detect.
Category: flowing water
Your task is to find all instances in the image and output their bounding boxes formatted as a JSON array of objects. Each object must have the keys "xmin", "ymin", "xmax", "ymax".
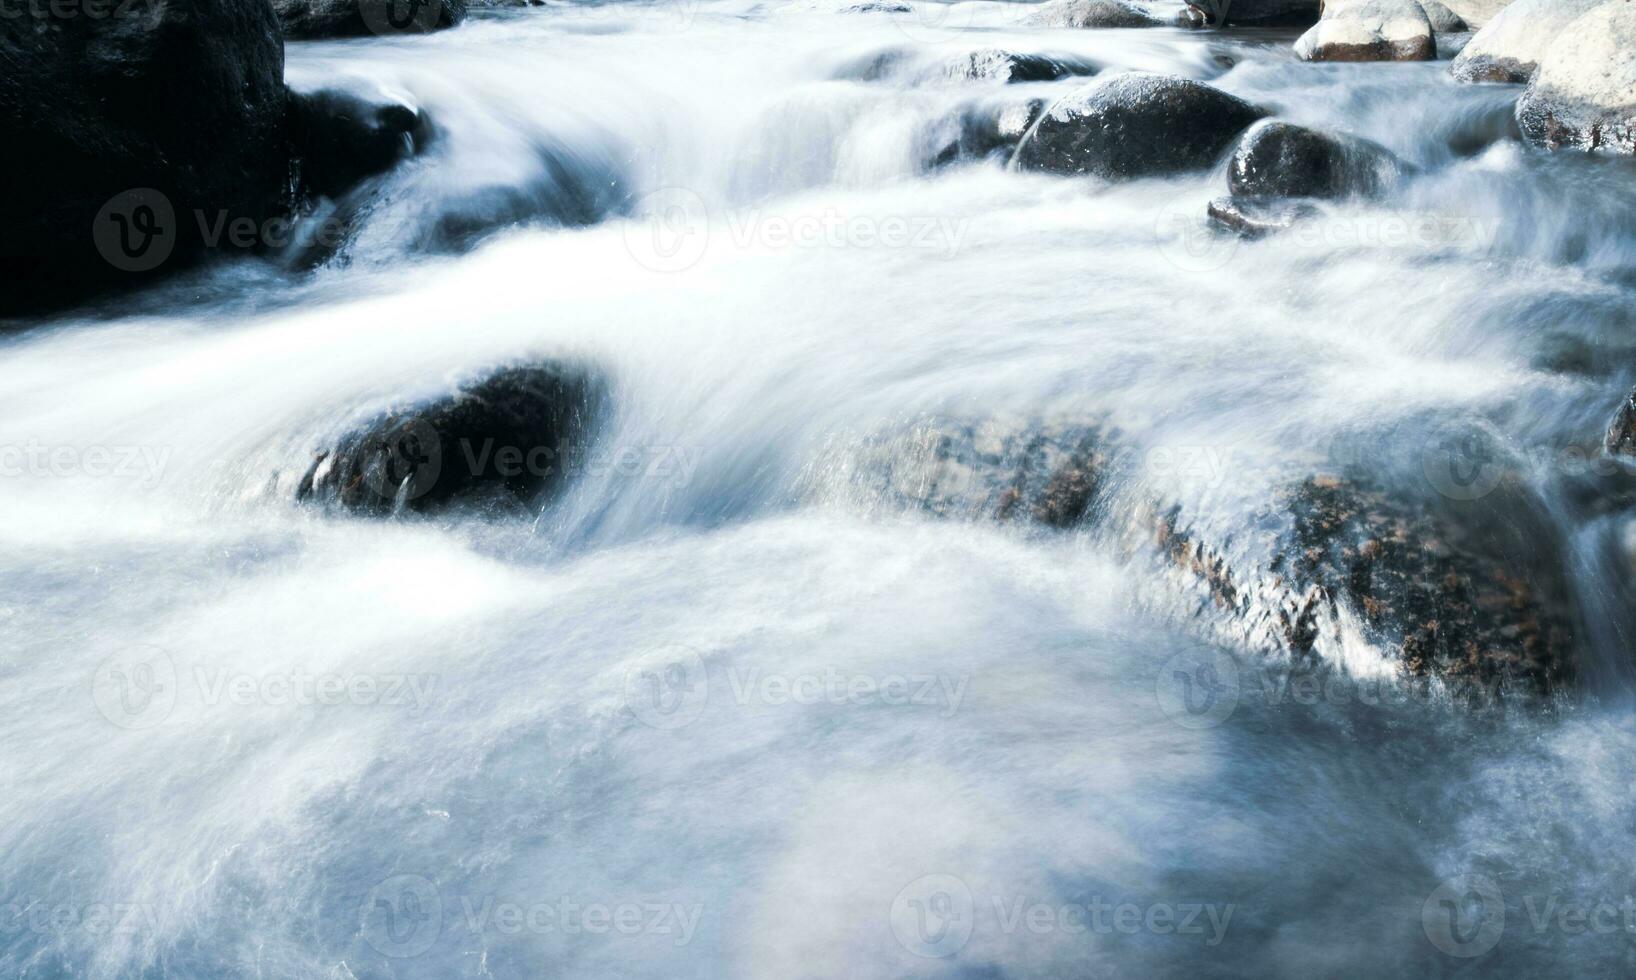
[{"xmin": 4, "ymin": 3, "xmax": 1636, "ymax": 977}]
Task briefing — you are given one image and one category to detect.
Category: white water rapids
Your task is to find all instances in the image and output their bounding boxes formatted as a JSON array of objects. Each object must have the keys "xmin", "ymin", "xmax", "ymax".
[{"xmin": 3, "ymin": 3, "xmax": 1636, "ymax": 977}]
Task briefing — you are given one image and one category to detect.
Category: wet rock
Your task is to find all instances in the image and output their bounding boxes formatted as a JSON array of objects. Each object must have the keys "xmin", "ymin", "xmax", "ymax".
[
  {"xmin": 1450, "ymin": 0, "xmax": 1605, "ymax": 84},
  {"xmin": 844, "ymin": 0, "xmax": 913, "ymax": 9},
  {"xmin": 1221, "ymin": 0, "xmax": 1321, "ymax": 25},
  {"xmin": 1281, "ymin": 476, "xmax": 1570, "ymax": 688},
  {"xmin": 930, "ymin": 99, "xmax": 1047, "ymax": 167},
  {"xmin": 274, "ymin": 0, "xmax": 467, "ymax": 38},
  {"xmin": 1515, "ymin": 2, "xmax": 1636, "ymax": 156},
  {"xmin": 1418, "ymin": 0, "xmax": 1466, "ymax": 31},
  {"xmin": 1606, "ymin": 388, "xmax": 1636, "ymax": 458},
  {"xmin": 1025, "ymin": 0, "xmax": 1164, "ymax": 27},
  {"xmin": 944, "ymin": 49, "xmax": 1100, "ymax": 84},
  {"xmin": 0, "ymin": 0, "xmax": 288, "ymax": 314},
  {"xmin": 1013, "ymin": 73, "xmax": 1268, "ymax": 180},
  {"xmin": 825, "ymin": 416, "xmax": 1118, "ymax": 527},
  {"xmin": 1206, "ymin": 197, "xmax": 1316, "ymax": 238},
  {"xmin": 297, "ymin": 364, "xmax": 603, "ymax": 516},
  {"xmin": 288, "ymin": 90, "xmax": 433, "ymax": 201},
  {"xmin": 1226, "ymin": 120, "xmax": 1407, "ymax": 201},
  {"xmin": 1293, "ymin": 0, "xmax": 1436, "ymax": 62}
]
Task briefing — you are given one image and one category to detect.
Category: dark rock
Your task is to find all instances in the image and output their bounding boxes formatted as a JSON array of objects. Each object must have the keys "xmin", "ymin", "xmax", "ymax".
[
  {"xmin": 1606, "ymin": 388, "xmax": 1636, "ymax": 458},
  {"xmin": 1013, "ymin": 73, "xmax": 1268, "ymax": 180},
  {"xmin": 0, "ymin": 0, "xmax": 288, "ymax": 314},
  {"xmin": 1025, "ymin": 0, "xmax": 1163, "ymax": 27},
  {"xmin": 931, "ymin": 99, "xmax": 1047, "ymax": 168},
  {"xmin": 1293, "ymin": 0, "xmax": 1436, "ymax": 62},
  {"xmin": 274, "ymin": 0, "xmax": 466, "ymax": 38},
  {"xmin": 1226, "ymin": 120, "xmax": 1407, "ymax": 202},
  {"xmin": 944, "ymin": 49, "xmax": 1098, "ymax": 84},
  {"xmin": 287, "ymin": 89, "xmax": 432, "ymax": 201},
  {"xmin": 1220, "ymin": 0, "xmax": 1320, "ymax": 26},
  {"xmin": 1206, "ymin": 197, "xmax": 1316, "ymax": 238},
  {"xmin": 1514, "ymin": 3, "xmax": 1636, "ymax": 156},
  {"xmin": 297, "ymin": 364, "xmax": 604, "ymax": 516}
]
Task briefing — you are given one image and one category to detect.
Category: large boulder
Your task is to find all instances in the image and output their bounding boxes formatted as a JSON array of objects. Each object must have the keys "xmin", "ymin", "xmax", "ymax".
[
  {"xmin": 297, "ymin": 364, "xmax": 604, "ymax": 516},
  {"xmin": 825, "ymin": 416, "xmax": 1576, "ymax": 693},
  {"xmin": 1515, "ymin": 2, "xmax": 1636, "ymax": 155},
  {"xmin": 1293, "ymin": 0, "xmax": 1436, "ymax": 62},
  {"xmin": 1450, "ymin": 0, "xmax": 1607, "ymax": 84},
  {"xmin": 273, "ymin": 0, "xmax": 467, "ymax": 38},
  {"xmin": 1012, "ymin": 73, "xmax": 1268, "ymax": 180},
  {"xmin": 0, "ymin": 0, "xmax": 288, "ymax": 314},
  {"xmin": 1226, "ymin": 120, "xmax": 1408, "ymax": 201},
  {"xmin": 1025, "ymin": 0, "xmax": 1165, "ymax": 27}
]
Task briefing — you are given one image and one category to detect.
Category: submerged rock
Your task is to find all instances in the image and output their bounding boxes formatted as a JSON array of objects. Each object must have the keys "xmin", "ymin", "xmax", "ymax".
[
  {"xmin": 1450, "ymin": 0, "xmax": 1605, "ymax": 84},
  {"xmin": 1025, "ymin": 0, "xmax": 1165, "ymax": 27},
  {"xmin": 831, "ymin": 416, "xmax": 1576, "ymax": 692},
  {"xmin": 1293, "ymin": 0, "xmax": 1436, "ymax": 62},
  {"xmin": 287, "ymin": 90, "xmax": 433, "ymax": 201},
  {"xmin": 297, "ymin": 364, "xmax": 603, "ymax": 516},
  {"xmin": 830, "ymin": 416, "xmax": 1118, "ymax": 527},
  {"xmin": 1013, "ymin": 73, "xmax": 1268, "ymax": 180},
  {"xmin": 1226, "ymin": 120, "xmax": 1407, "ymax": 201},
  {"xmin": 1206, "ymin": 197, "xmax": 1316, "ymax": 238},
  {"xmin": 0, "ymin": 0, "xmax": 287, "ymax": 314},
  {"xmin": 1515, "ymin": 2, "xmax": 1636, "ymax": 156},
  {"xmin": 274, "ymin": 0, "xmax": 467, "ymax": 37},
  {"xmin": 930, "ymin": 99, "xmax": 1047, "ymax": 167}
]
